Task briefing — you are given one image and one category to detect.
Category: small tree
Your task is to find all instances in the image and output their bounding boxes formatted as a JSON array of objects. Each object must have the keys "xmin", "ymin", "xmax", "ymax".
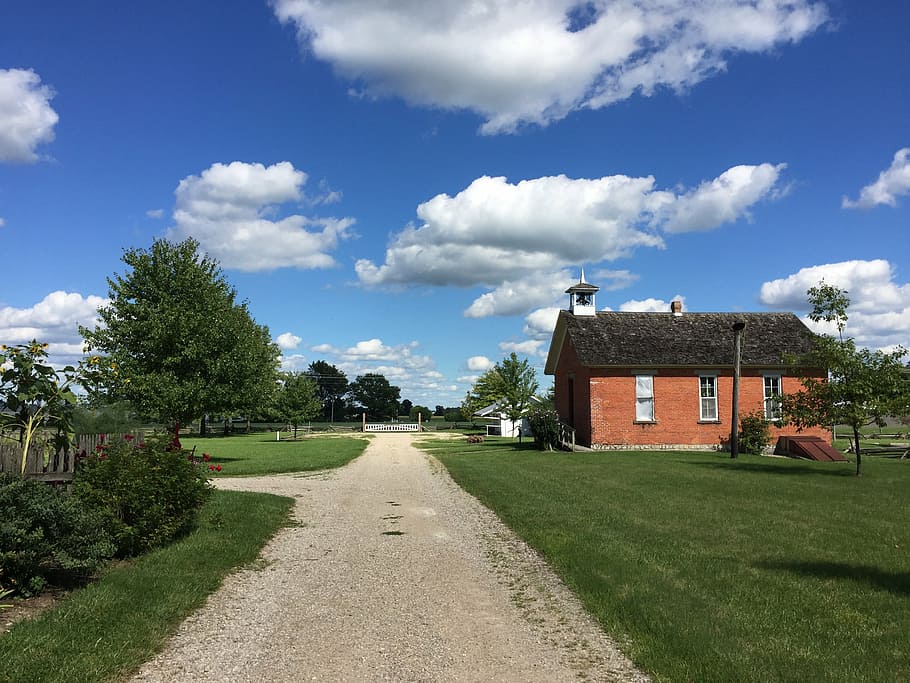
[
  {"xmin": 277, "ymin": 373, "xmax": 322, "ymax": 439},
  {"xmin": 409, "ymin": 405, "xmax": 432, "ymax": 423},
  {"xmin": 781, "ymin": 282, "xmax": 909, "ymax": 476},
  {"xmin": 463, "ymin": 353, "xmax": 539, "ymax": 443},
  {"xmin": 0, "ymin": 341, "xmax": 78, "ymax": 474}
]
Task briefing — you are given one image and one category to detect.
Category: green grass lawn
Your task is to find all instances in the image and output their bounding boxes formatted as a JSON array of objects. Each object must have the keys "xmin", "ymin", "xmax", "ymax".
[
  {"xmin": 180, "ymin": 432, "xmax": 370, "ymax": 476},
  {"xmin": 0, "ymin": 490, "xmax": 293, "ymax": 683},
  {"xmin": 421, "ymin": 437, "xmax": 910, "ymax": 682}
]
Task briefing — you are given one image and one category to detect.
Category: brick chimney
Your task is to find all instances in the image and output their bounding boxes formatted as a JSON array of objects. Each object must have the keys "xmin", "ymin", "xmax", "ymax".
[{"xmin": 670, "ymin": 300, "xmax": 683, "ymax": 316}]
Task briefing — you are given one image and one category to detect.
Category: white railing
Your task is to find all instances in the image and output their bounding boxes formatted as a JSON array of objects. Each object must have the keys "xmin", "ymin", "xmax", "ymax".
[{"xmin": 364, "ymin": 423, "xmax": 421, "ymax": 432}]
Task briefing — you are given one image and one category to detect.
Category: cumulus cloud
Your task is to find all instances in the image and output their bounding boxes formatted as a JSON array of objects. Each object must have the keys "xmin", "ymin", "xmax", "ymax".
[
  {"xmin": 0, "ymin": 68, "xmax": 58, "ymax": 162},
  {"xmin": 466, "ymin": 355, "xmax": 494, "ymax": 372},
  {"xmin": 842, "ymin": 148, "xmax": 910, "ymax": 209},
  {"xmin": 272, "ymin": 0, "xmax": 826, "ymax": 134},
  {"xmin": 275, "ymin": 332, "xmax": 302, "ymax": 350},
  {"xmin": 523, "ymin": 307, "xmax": 561, "ymax": 339},
  {"xmin": 662, "ymin": 164, "xmax": 786, "ymax": 232},
  {"xmin": 357, "ymin": 165, "xmax": 785, "ymax": 313},
  {"xmin": 760, "ymin": 259, "xmax": 910, "ymax": 350},
  {"xmin": 0, "ymin": 291, "xmax": 107, "ymax": 366},
  {"xmin": 167, "ymin": 161, "xmax": 354, "ymax": 271},
  {"xmin": 620, "ymin": 296, "xmax": 685, "ymax": 312},
  {"xmin": 499, "ymin": 339, "xmax": 545, "ymax": 356}
]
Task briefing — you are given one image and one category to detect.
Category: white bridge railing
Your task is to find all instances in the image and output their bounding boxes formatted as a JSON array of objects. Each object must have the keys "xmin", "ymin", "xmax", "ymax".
[{"xmin": 364, "ymin": 423, "xmax": 421, "ymax": 432}]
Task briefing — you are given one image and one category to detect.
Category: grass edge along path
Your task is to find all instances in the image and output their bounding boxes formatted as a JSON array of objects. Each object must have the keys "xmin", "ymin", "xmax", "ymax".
[
  {"xmin": 421, "ymin": 437, "xmax": 910, "ymax": 683},
  {"xmin": 0, "ymin": 489, "xmax": 294, "ymax": 683},
  {"xmin": 180, "ymin": 433, "xmax": 370, "ymax": 476}
]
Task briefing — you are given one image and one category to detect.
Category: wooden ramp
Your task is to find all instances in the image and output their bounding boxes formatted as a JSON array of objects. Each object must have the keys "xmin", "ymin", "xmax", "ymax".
[{"xmin": 775, "ymin": 436, "xmax": 847, "ymax": 462}]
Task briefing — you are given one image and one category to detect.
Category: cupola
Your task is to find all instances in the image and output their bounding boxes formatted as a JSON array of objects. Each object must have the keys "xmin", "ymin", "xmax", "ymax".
[{"xmin": 566, "ymin": 269, "xmax": 599, "ymax": 316}]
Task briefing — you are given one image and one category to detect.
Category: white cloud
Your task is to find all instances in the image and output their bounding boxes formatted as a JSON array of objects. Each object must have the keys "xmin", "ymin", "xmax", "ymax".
[
  {"xmin": 167, "ymin": 161, "xmax": 354, "ymax": 271},
  {"xmin": 466, "ymin": 355, "xmax": 493, "ymax": 372},
  {"xmin": 523, "ymin": 307, "xmax": 561, "ymax": 339},
  {"xmin": 499, "ymin": 339, "xmax": 545, "ymax": 356},
  {"xmin": 357, "ymin": 166, "xmax": 785, "ymax": 309},
  {"xmin": 0, "ymin": 217, "xmax": 5, "ymax": 227},
  {"xmin": 465, "ymin": 270, "xmax": 573, "ymax": 318},
  {"xmin": 0, "ymin": 291, "xmax": 108, "ymax": 366},
  {"xmin": 272, "ymin": 0, "xmax": 826, "ymax": 134},
  {"xmin": 146, "ymin": 208, "xmax": 164, "ymax": 219},
  {"xmin": 662, "ymin": 164, "xmax": 786, "ymax": 233},
  {"xmin": 760, "ymin": 259, "xmax": 910, "ymax": 350},
  {"xmin": 842, "ymin": 148, "xmax": 910, "ymax": 209},
  {"xmin": 275, "ymin": 332, "xmax": 302, "ymax": 350},
  {"xmin": 0, "ymin": 68, "xmax": 58, "ymax": 162},
  {"xmin": 620, "ymin": 295, "xmax": 685, "ymax": 312},
  {"xmin": 279, "ymin": 353, "xmax": 309, "ymax": 372}
]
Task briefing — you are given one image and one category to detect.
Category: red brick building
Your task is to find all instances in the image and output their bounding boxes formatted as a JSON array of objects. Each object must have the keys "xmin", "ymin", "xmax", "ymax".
[{"xmin": 544, "ymin": 275, "xmax": 830, "ymax": 450}]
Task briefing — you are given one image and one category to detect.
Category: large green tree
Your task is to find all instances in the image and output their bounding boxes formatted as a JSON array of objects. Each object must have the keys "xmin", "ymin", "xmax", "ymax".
[
  {"xmin": 277, "ymin": 372, "xmax": 322, "ymax": 439},
  {"xmin": 80, "ymin": 238, "xmax": 280, "ymax": 431},
  {"xmin": 306, "ymin": 360, "xmax": 349, "ymax": 422},
  {"xmin": 349, "ymin": 373, "xmax": 400, "ymax": 421},
  {"xmin": 781, "ymin": 282, "xmax": 909, "ymax": 476}
]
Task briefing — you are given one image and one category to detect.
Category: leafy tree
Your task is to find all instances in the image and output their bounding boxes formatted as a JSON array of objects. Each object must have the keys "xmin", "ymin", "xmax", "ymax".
[
  {"xmin": 781, "ymin": 282, "xmax": 909, "ymax": 476},
  {"xmin": 80, "ymin": 238, "xmax": 280, "ymax": 432},
  {"xmin": 277, "ymin": 372, "xmax": 322, "ymax": 439},
  {"xmin": 306, "ymin": 360, "xmax": 349, "ymax": 422},
  {"xmin": 409, "ymin": 405, "xmax": 432, "ymax": 423},
  {"xmin": 434, "ymin": 405, "xmax": 445, "ymax": 416},
  {"xmin": 399, "ymin": 399, "xmax": 413, "ymax": 417},
  {"xmin": 0, "ymin": 341, "xmax": 78, "ymax": 474},
  {"xmin": 443, "ymin": 407, "xmax": 465, "ymax": 422},
  {"xmin": 463, "ymin": 353, "xmax": 539, "ymax": 442},
  {"xmin": 349, "ymin": 373, "xmax": 400, "ymax": 421}
]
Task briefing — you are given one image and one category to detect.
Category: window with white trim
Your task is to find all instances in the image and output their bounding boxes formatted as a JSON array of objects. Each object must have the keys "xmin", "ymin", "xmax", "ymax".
[
  {"xmin": 763, "ymin": 375, "xmax": 782, "ymax": 420},
  {"xmin": 699, "ymin": 375, "xmax": 718, "ymax": 421},
  {"xmin": 635, "ymin": 375, "xmax": 654, "ymax": 421}
]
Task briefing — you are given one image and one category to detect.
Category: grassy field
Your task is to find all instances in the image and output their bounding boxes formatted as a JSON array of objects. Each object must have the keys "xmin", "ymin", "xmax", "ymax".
[
  {"xmin": 180, "ymin": 432, "xmax": 370, "ymax": 476},
  {"xmin": 422, "ymin": 437, "xmax": 910, "ymax": 682},
  {"xmin": 0, "ymin": 490, "xmax": 293, "ymax": 683}
]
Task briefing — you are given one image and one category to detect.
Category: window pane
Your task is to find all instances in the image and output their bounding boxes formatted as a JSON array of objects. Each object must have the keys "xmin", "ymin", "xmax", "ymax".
[
  {"xmin": 764, "ymin": 375, "xmax": 781, "ymax": 420},
  {"xmin": 700, "ymin": 376, "xmax": 717, "ymax": 420},
  {"xmin": 635, "ymin": 376, "xmax": 654, "ymax": 421}
]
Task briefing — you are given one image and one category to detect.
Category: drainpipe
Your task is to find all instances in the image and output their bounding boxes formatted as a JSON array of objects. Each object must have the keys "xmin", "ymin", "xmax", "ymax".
[{"xmin": 731, "ymin": 320, "xmax": 746, "ymax": 459}]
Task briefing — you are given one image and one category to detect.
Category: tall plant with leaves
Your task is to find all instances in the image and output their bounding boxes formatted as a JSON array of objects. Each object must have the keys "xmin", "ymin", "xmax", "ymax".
[
  {"xmin": 80, "ymin": 238, "xmax": 280, "ymax": 432},
  {"xmin": 463, "ymin": 353, "xmax": 539, "ymax": 442},
  {"xmin": 781, "ymin": 281, "xmax": 909, "ymax": 476},
  {"xmin": 277, "ymin": 372, "xmax": 322, "ymax": 438},
  {"xmin": 0, "ymin": 341, "xmax": 78, "ymax": 474}
]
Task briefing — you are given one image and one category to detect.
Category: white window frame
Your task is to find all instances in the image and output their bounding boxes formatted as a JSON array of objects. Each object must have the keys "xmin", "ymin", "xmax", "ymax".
[
  {"xmin": 635, "ymin": 374, "xmax": 655, "ymax": 422},
  {"xmin": 699, "ymin": 375, "xmax": 718, "ymax": 421},
  {"xmin": 763, "ymin": 375, "xmax": 782, "ymax": 421}
]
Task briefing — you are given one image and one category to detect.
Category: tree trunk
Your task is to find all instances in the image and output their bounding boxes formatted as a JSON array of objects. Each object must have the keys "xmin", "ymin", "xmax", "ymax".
[
  {"xmin": 852, "ymin": 425, "xmax": 862, "ymax": 476},
  {"xmin": 199, "ymin": 414, "xmax": 207, "ymax": 437}
]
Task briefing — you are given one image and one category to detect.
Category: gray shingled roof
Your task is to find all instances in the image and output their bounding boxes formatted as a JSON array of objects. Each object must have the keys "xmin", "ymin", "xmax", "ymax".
[{"xmin": 558, "ymin": 310, "xmax": 817, "ymax": 367}]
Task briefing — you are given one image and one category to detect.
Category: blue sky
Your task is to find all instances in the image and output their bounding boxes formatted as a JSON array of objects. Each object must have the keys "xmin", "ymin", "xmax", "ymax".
[{"xmin": 1, "ymin": 0, "xmax": 907, "ymax": 408}]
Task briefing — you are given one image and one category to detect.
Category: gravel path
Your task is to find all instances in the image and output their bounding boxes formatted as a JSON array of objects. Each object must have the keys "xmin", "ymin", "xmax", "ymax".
[{"xmin": 131, "ymin": 434, "xmax": 648, "ymax": 682}]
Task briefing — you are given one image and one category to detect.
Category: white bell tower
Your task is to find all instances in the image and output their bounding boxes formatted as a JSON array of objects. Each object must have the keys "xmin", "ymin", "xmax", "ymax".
[{"xmin": 566, "ymin": 269, "xmax": 599, "ymax": 316}]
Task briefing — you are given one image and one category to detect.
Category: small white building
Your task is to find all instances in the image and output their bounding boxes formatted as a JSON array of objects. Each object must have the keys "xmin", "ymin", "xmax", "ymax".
[{"xmin": 473, "ymin": 400, "xmax": 537, "ymax": 437}]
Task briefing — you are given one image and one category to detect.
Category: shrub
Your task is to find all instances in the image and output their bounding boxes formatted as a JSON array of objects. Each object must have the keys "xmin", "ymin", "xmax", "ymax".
[
  {"xmin": 528, "ymin": 407, "xmax": 562, "ymax": 451},
  {"xmin": 72, "ymin": 435, "xmax": 212, "ymax": 557},
  {"xmin": 0, "ymin": 473, "xmax": 114, "ymax": 596},
  {"xmin": 466, "ymin": 435, "xmax": 485, "ymax": 444},
  {"xmin": 739, "ymin": 410, "xmax": 773, "ymax": 455},
  {"xmin": 444, "ymin": 408, "xmax": 465, "ymax": 422}
]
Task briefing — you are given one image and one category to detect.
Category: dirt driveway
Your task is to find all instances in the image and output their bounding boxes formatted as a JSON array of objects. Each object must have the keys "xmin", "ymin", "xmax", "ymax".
[{"xmin": 131, "ymin": 433, "xmax": 648, "ymax": 682}]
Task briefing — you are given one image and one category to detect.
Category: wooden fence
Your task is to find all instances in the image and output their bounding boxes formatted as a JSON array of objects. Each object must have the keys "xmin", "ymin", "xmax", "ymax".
[{"xmin": 0, "ymin": 432, "xmax": 145, "ymax": 482}]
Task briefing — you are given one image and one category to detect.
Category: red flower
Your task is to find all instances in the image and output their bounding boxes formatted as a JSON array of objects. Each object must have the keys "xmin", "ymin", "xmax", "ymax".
[
  {"xmin": 208, "ymin": 465, "xmax": 215, "ymax": 471},
  {"xmin": 215, "ymin": 464, "xmax": 222, "ymax": 472},
  {"xmin": 95, "ymin": 444, "xmax": 105, "ymax": 452},
  {"xmin": 203, "ymin": 453, "xmax": 211, "ymax": 462},
  {"xmin": 99, "ymin": 453, "xmax": 107, "ymax": 460},
  {"xmin": 124, "ymin": 433, "xmax": 135, "ymax": 442}
]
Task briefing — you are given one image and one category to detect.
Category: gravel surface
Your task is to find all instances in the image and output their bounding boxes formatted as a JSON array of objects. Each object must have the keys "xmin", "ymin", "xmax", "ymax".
[{"xmin": 131, "ymin": 434, "xmax": 649, "ymax": 682}]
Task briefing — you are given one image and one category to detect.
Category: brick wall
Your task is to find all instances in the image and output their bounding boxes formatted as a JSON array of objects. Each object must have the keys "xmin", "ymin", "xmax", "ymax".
[{"xmin": 554, "ymin": 337, "xmax": 830, "ymax": 449}]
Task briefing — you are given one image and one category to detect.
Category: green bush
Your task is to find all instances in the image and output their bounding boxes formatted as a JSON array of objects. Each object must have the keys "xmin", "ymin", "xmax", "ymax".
[
  {"xmin": 528, "ymin": 408, "xmax": 562, "ymax": 451},
  {"xmin": 72, "ymin": 435, "xmax": 212, "ymax": 557},
  {"xmin": 739, "ymin": 410, "xmax": 773, "ymax": 454},
  {"xmin": 444, "ymin": 408, "xmax": 465, "ymax": 422},
  {"xmin": 0, "ymin": 473, "xmax": 114, "ymax": 596}
]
